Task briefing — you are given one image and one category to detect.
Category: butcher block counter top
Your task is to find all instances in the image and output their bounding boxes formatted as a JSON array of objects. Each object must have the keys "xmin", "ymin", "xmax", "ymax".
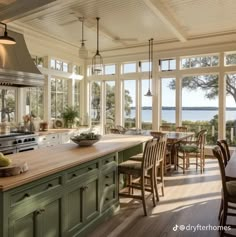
[
  {"xmin": 36, "ymin": 128, "xmax": 76, "ymax": 136},
  {"xmin": 0, "ymin": 134, "xmax": 150, "ymax": 191}
]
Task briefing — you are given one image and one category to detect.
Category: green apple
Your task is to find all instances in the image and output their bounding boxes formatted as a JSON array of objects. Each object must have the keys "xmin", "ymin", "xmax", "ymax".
[{"xmin": 0, "ymin": 152, "xmax": 11, "ymax": 167}]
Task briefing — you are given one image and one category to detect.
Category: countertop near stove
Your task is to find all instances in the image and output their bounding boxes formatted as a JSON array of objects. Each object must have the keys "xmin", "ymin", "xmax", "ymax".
[
  {"xmin": 0, "ymin": 134, "xmax": 150, "ymax": 191},
  {"xmin": 36, "ymin": 128, "xmax": 77, "ymax": 136}
]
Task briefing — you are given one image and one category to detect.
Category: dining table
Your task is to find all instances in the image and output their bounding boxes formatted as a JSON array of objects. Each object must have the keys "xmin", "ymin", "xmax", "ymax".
[{"xmin": 225, "ymin": 149, "xmax": 236, "ymax": 180}]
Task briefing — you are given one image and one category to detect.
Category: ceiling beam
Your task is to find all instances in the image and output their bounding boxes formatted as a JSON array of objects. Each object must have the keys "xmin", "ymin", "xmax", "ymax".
[{"xmin": 143, "ymin": 0, "xmax": 187, "ymax": 42}]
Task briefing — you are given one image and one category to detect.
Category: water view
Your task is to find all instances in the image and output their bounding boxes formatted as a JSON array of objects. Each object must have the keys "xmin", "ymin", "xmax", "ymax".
[{"xmin": 127, "ymin": 108, "xmax": 236, "ymax": 123}]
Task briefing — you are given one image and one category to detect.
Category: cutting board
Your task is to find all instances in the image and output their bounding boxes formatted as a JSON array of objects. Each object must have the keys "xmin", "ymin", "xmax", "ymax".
[{"xmin": 0, "ymin": 160, "xmax": 28, "ymax": 177}]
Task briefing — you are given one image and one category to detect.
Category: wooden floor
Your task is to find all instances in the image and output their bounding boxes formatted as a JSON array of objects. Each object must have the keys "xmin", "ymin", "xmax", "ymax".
[{"xmin": 90, "ymin": 158, "xmax": 236, "ymax": 237}]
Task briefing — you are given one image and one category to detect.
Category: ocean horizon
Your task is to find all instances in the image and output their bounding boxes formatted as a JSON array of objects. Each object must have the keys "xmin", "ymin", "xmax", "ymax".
[{"xmin": 126, "ymin": 108, "xmax": 236, "ymax": 123}]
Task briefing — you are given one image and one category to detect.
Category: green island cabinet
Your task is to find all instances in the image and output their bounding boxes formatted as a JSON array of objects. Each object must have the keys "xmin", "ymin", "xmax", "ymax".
[{"xmin": 0, "ymin": 143, "xmax": 143, "ymax": 237}]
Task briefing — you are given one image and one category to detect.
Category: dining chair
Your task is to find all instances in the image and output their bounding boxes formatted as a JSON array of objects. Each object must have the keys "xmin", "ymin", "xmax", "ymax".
[
  {"xmin": 115, "ymin": 125, "xmax": 127, "ymax": 134},
  {"xmin": 217, "ymin": 139, "xmax": 231, "ymax": 166},
  {"xmin": 128, "ymin": 135, "xmax": 167, "ymax": 201},
  {"xmin": 110, "ymin": 128, "xmax": 121, "ymax": 134},
  {"xmin": 176, "ymin": 126, "xmax": 188, "ymax": 132},
  {"xmin": 159, "ymin": 125, "xmax": 171, "ymax": 132},
  {"xmin": 212, "ymin": 146, "xmax": 236, "ymax": 237},
  {"xmin": 176, "ymin": 129, "xmax": 207, "ymax": 174},
  {"xmin": 118, "ymin": 137, "xmax": 166, "ymax": 216}
]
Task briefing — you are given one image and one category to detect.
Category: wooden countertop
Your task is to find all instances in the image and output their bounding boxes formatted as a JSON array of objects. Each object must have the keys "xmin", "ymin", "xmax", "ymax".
[
  {"xmin": 36, "ymin": 129, "xmax": 76, "ymax": 136},
  {"xmin": 0, "ymin": 135, "xmax": 150, "ymax": 191}
]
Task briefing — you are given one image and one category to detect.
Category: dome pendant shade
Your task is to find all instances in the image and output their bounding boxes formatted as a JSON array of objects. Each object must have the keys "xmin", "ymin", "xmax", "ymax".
[
  {"xmin": 92, "ymin": 17, "xmax": 103, "ymax": 75},
  {"xmin": 0, "ymin": 22, "xmax": 16, "ymax": 45},
  {"xmin": 79, "ymin": 17, "xmax": 88, "ymax": 59}
]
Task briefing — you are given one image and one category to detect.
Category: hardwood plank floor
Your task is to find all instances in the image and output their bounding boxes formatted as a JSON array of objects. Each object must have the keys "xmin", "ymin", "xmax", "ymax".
[{"xmin": 90, "ymin": 158, "xmax": 236, "ymax": 237}]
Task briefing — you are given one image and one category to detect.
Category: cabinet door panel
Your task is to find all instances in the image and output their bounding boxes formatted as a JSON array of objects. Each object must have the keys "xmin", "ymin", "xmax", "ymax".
[
  {"xmin": 42, "ymin": 199, "xmax": 61, "ymax": 237},
  {"xmin": 84, "ymin": 178, "xmax": 99, "ymax": 221},
  {"xmin": 11, "ymin": 213, "xmax": 35, "ymax": 237},
  {"xmin": 67, "ymin": 188, "xmax": 82, "ymax": 230}
]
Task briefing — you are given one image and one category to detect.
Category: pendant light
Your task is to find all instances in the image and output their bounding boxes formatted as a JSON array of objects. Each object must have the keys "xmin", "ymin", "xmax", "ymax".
[
  {"xmin": 92, "ymin": 17, "xmax": 103, "ymax": 75},
  {"xmin": 78, "ymin": 17, "xmax": 88, "ymax": 59},
  {"xmin": 145, "ymin": 38, "xmax": 153, "ymax": 96},
  {"xmin": 0, "ymin": 22, "xmax": 16, "ymax": 45}
]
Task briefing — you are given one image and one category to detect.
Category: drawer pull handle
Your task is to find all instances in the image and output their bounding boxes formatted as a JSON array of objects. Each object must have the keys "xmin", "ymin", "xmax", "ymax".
[
  {"xmin": 105, "ymin": 184, "xmax": 109, "ymax": 187},
  {"xmin": 72, "ymin": 174, "xmax": 77, "ymax": 177},
  {"xmin": 35, "ymin": 210, "xmax": 41, "ymax": 215},
  {"xmin": 105, "ymin": 160, "xmax": 109, "ymax": 164},
  {"xmin": 48, "ymin": 183, "xmax": 53, "ymax": 188},
  {"xmin": 105, "ymin": 198, "xmax": 109, "ymax": 201},
  {"xmin": 40, "ymin": 208, "xmax": 45, "ymax": 213},
  {"xmin": 88, "ymin": 167, "xmax": 93, "ymax": 171},
  {"xmin": 105, "ymin": 175, "xmax": 109, "ymax": 178},
  {"xmin": 52, "ymin": 136, "xmax": 55, "ymax": 139},
  {"xmin": 24, "ymin": 193, "xmax": 30, "ymax": 198}
]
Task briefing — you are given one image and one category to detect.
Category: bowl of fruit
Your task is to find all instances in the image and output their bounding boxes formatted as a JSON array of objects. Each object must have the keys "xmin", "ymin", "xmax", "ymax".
[{"xmin": 70, "ymin": 132, "xmax": 101, "ymax": 147}]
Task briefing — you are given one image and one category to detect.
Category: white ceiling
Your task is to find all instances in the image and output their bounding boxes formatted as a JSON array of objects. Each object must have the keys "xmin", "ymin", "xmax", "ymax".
[{"xmin": 2, "ymin": 0, "xmax": 236, "ymax": 53}]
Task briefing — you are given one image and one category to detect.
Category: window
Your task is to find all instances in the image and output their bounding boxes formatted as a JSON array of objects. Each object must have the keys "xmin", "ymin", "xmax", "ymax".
[
  {"xmin": 122, "ymin": 62, "xmax": 136, "ymax": 74},
  {"xmin": 74, "ymin": 80, "xmax": 80, "ymax": 111},
  {"xmin": 51, "ymin": 78, "xmax": 68, "ymax": 118},
  {"xmin": 141, "ymin": 79, "xmax": 152, "ymax": 129},
  {"xmin": 159, "ymin": 59, "xmax": 176, "ymax": 71},
  {"xmin": 90, "ymin": 81, "xmax": 101, "ymax": 126},
  {"xmin": 50, "ymin": 59, "xmax": 69, "ymax": 72},
  {"xmin": 181, "ymin": 55, "xmax": 219, "ymax": 69},
  {"xmin": 182, "ymin": 74, "xmax": 219, "ymax": 144},
  {"xmin": 0, "ymin": 88, "xmax": 16, "ymax": 122},
  {"xmin": 104, "ymin": 64, "xmax": 116, "ymax": 75},
  {"xmin": 105, "ymin": 81, "xmax": 115, "ymax": 125},
  {"xmin": 225, "ymin": 73, "xmax": 236, "ymax": 145},
  {"xmin": 225, "ymin": 53, "xmax": 236, "ymax": 66},
  {"xmin": 26, "ymin": 88, "xmax": 44, "ymax": 119},
  {"xmin": 161, "ymin": 78, "xmax": 176, "ymax": 125},
  {"xmin": 140, "ymin": 61, "xmax": 149, "ymax": 72},
  {"xmin": 124, "ymin": 80, "xmax": 136, "ymax": 128}
]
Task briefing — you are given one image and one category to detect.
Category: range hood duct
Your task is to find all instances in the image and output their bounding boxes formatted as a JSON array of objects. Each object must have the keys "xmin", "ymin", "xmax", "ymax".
[{"xmin": 0, "ymin": 29, "xmax": 44, "ymax": 87}]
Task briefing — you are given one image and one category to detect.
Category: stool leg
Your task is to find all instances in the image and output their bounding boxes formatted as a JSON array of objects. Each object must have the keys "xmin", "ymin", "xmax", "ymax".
[
  {"xmin": 150, "ymin": 169, "xmax": 156, "ymax": 207},
  {"xmin": 141, "ymin": 173, "xmax": 147, "ymax": 216}
]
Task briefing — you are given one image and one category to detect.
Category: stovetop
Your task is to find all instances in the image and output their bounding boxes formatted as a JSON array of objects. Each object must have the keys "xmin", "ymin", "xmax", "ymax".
[{"xmin": 0, "ymin": 132, "xmax": 34, "ymax": 138}]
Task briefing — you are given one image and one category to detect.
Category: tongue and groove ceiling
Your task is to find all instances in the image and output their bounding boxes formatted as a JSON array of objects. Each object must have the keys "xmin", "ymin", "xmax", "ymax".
[{"xmin": 1, "ymin": 0, "xmax": 236, "ymax": 52}]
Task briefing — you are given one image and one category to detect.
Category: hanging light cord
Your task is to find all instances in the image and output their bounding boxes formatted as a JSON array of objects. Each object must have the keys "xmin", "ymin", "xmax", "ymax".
[
  {"xmin": 96, "ymin": 17, "xmax": 100, "ymax": 54},
  {"xmin": 81, "ymin": 18, "xmax": 85, "ymax": 43},
  {"xmin": 149, "ymin": 39, "xmax": 151, "ymax": 89}
]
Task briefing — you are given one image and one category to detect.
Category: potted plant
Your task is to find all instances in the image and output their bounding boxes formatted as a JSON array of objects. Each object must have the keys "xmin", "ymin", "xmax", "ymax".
[{"xmin": 61, "ymin": 106, "xmax": 79, "ymax": 128}]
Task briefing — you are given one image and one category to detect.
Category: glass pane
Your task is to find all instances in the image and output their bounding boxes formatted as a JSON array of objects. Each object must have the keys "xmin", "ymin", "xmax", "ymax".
[
  {"xmin": 141, "ymin": 79, "xmax": 152, "ymax": 130},
  {"xmin": 225, "ymin": 73, "xmax": 236, "ymax": 146},
  {"xmin": 56, "ymin": 60, "xmax": 62, "ymax": 71},
  {"xmin": 50, "ymin": 59, "xmax": 55, "ymax": 69},
  {"xmin": 63, "ymin": 63, "xmax": 68, "ymax": 72},
  {"xmin": 190, "ymin": 57, "xmax": 201, "ymax": 68},
  {"xmin": 141, "ymin": 61, "xmax": 149, "ymax": 72},
  {"xmin": 182, "ymin": 74, "xmax": 219, "ymax": 144},
  {"xmin": 225, "ymin": 54, "xmax": 236, "ymax": 66},
  {"xmin": 212, "ymin": 56, "xmax": 219, "ymax": 66},
  {"xmin": 51, "ymin": 92, "xmax": 56, "ymax": 118},
  {"xmin": 51, "ymin": 78, "xmax": 56, "ymax": 92},
  {"xmin": 56, "ymin": 93, "xmax": 64, "ymax": 118},
  {"xmin": 90, "ymin": 82, "xmax": 101, "ymax": 127},
  {"xmin": 161, "ymin": 78, "xmax": 175, "ymax": 126},
  {"xmin": 56, "ymin": 79, "xmax": 63, "ymax": 91},
  {"xmin": 104, "ymin": 65, "xmax": 116, "ymax": 75},
  {"xmin": 123, "ymin": 63, "xmax": 136, "ymax": 73},
  {"xmin": 169, "ymin": 59, "xmax": 176, "ymax": 70},
  {"xmin": 124, "ymin": 80, "xmax": 136, "ymax": 128},
  {"xmin": 105, "ymin": 81, "xmax": 115, "ymax": 126},
  {"xmin": 0, "ymin": 89, "xmax": 16, "ymax": 123},
  {"xmin": 181, "ymin": 58, "xmax": 190, "ymax": 69},
  {"xmin": 160, "ymin": 60, "xmax": 169, "ymax": 71}
]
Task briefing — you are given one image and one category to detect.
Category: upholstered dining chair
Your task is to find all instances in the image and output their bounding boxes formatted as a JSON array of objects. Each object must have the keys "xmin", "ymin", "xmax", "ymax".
[
  {"xmin": 176, "ymin": 129, "xmax": 207, "ymax": 174},
  {"xmin": 128, "ymin": 134, "xmax": 167, "ymax": 201},
  {"xmin": 212, "ymin": 146, "xmax": 236, "ymax": 237},
  {"xmin": 176, "ymin": 126, "xmax": 188, "ymax": 132},
  {"xmin": 118, "ymin": 137, "xmax": 166, "ymax": 216}
]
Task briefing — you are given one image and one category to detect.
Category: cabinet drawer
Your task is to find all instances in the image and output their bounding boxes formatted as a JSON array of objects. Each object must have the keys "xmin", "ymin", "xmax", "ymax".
[
  {"xmin": 66, "ymin": 163, "xmax": 98, "ymax": 182},
  {"xmin": 102, "ymin": 185, "xmax": 116, "ymax": 211},
  {"xmin": 10, "ymin": 177, "xmax": 62, "ymax": 207},
  {"xmin": 103, "ymin": 171, "xmax": 115, "ymax": 188},
  {"xmin": 101, "ymin": 155, "xmax": 116, "ymax": 166}
]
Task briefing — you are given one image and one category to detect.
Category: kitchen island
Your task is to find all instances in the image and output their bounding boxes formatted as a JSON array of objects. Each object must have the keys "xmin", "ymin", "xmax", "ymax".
[{"xmin": 0, "ymin": 134, "xmax": 150, "ymax": 237}]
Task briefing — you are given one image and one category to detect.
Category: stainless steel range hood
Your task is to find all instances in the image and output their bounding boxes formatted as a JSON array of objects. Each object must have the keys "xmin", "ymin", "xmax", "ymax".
[{"xmin": 0, "ymin": 29, "xmax": 44, "ymax": 87}]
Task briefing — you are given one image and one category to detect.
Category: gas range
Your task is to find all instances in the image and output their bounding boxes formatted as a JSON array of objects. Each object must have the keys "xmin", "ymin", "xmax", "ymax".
[{"xmin": 0, "ymin": 132, "xmax": 38, "ymax": 155}]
